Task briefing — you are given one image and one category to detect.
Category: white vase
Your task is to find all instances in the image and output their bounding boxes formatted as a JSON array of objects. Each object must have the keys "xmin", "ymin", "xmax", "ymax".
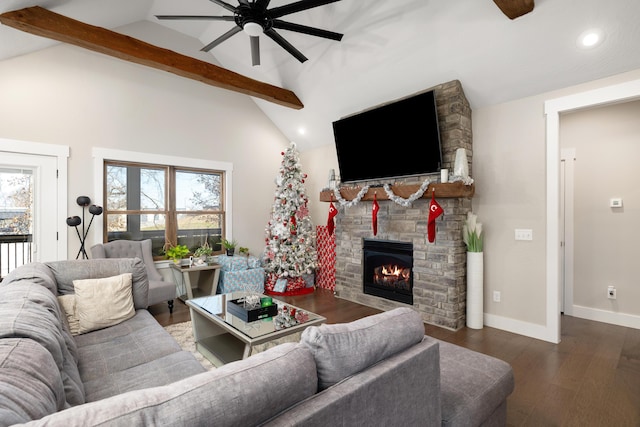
[
  {"xmin": 454, "ymin": 148, "xmax": 469, "ymax": 177},
  {"xmin": 466, "ymin": 251, "xmax": 484, "ymax": 329}
]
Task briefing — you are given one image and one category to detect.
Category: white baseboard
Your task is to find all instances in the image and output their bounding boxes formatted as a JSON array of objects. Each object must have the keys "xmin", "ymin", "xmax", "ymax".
[
  {"xmin": 571, "ymin": 305, "xmax": 640, "ymax": 330},
  {"xmin": 484, "ymin": 306, "xmax": 640, "ymax": 345},
  {"xmin": 484, "ymin": 313, "xmax": 557, "ymax": 343}
]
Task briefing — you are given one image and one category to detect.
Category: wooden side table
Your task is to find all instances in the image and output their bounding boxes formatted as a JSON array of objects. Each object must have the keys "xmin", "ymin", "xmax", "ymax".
[{"xmin": 170, "ymin": 263, "xmax": 221, "ymax": 301}]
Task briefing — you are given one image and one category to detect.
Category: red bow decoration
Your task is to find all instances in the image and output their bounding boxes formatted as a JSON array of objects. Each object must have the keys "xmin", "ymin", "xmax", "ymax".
[
  {"xmin": 327, "ymin": 201, "xmax": 338, "ymax": 235},
  {"xmin": 372, "ymin": 193, "xmax": 379, "ymax": 236},
  {"xmin": 427, "ymin": 191, "xmax": 443, "ymax": 243}
]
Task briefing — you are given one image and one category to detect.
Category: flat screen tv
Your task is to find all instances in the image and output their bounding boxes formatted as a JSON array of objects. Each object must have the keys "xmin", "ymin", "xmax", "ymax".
[{"xmin": 332, "ymin": 90, "xmax": 442, "ymax": 183}]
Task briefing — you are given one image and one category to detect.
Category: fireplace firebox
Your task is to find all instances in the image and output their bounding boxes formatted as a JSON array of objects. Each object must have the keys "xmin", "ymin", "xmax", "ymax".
[{"xmin": 362, "ymin": 239, "xmax": 413, "ymax": 305}]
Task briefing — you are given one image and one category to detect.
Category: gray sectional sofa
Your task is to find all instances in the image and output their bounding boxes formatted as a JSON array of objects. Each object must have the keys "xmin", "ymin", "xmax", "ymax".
[{"xmin": 0, "ymin": 259, "xmax": 514, "ymax": 426}]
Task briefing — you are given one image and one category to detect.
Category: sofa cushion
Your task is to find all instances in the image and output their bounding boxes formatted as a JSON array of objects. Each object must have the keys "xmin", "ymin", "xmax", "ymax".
[
  {"xmin": 0, "ymin": 338, "xmax": 66, "ymax": 426},
  {"xmin": 82, "ymin": 350, "xmax": 206, "ymax": 402},
  {"xmin": 300, "ymin": 307, "xmax": 425, "ymax": 390},
  {"xmin": 438, "ymin": 340, "xmax": 515, "ymax": 427},
  {"xmin": 46, "ymin": 259, "xmax": 149, "ymax": 309},
  {"xmin": 28, "ymin": 343, "xmax": 317, "ymax": 426},
  {"xmin": 73, "ymin": 309, "xmax": 206, "ymax": 401},
  {"xmin": 0, "ymin": 262, "xmax": 57, "ymax": 295},
  {"xmin": 72, "ymin": 273, "xmax": 135, "ymax": 334},
  {"xmin": 0, "ymin": 282, "xmax": 85, "ymax": 408}
]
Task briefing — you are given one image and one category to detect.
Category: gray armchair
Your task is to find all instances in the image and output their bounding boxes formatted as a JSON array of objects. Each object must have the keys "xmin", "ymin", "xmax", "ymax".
[{"xmin": 90, "ymin": 239, "xmax": 176, "ymax": 313}]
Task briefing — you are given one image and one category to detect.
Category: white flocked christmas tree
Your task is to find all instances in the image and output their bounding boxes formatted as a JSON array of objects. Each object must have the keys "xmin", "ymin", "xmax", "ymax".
[{"xmin": 263, "ymin": 142, "xmax": 317, "ymax": 293}]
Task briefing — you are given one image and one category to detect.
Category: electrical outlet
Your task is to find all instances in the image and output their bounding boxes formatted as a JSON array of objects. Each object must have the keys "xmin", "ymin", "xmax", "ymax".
[
  {"xmin": 515, "ymin": 229, "xmax": 533, "ymax": 241},
  {"xmin": 493, "ymin": 291, "xmax": 501, "ymax": 302},
  {"xmin": 607, "ymin": 286, "xmax": 616, "ymax": 299}
]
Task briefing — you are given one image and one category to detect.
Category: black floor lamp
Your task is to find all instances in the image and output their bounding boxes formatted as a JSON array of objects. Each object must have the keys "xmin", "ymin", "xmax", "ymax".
[{"xmin": 67, "ymin": 196, "xmax": 103, "ymax": 259}]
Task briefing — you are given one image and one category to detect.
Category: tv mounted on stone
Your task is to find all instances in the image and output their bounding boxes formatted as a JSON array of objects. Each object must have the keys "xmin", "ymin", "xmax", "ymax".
[{"xmin": 332, "ymin": 90, "xmax": 442, "ymax": 184}]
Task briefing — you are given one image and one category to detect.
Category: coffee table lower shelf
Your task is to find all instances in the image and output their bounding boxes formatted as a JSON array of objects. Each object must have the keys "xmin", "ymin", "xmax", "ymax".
[
  {"xmin": 187, "ymin": 293, "xmax": 326, "ymax": 368},
  {"xmin": 195, "ymin": 334, "xmax": 246, "ymax": 367}
]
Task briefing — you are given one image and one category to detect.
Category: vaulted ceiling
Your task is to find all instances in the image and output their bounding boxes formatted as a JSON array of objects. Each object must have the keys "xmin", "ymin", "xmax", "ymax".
[{"xmin": 2, "ymin": 0, "xmax": 640, "ymax": 151}]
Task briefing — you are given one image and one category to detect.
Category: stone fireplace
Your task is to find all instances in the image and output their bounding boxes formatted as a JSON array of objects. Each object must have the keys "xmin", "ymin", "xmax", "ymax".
[{"xmin": 321, "ymin": 80, "xmax": 473, "ymax": 330}]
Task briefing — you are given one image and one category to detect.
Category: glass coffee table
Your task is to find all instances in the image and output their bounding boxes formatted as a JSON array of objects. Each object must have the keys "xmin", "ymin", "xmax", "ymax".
[{"xmin": 186, "ymin": 292, "xmax": 326, "ymax": 367}]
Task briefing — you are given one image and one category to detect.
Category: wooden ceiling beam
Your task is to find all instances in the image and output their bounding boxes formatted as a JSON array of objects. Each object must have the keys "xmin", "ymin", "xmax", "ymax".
[
  {"xmin": 0, "ymin": 6, "xmax": 304, "ymax": 109},
  {"xmin": 493, "ymin": 0, "xmax": 534, "ymax": 20}
]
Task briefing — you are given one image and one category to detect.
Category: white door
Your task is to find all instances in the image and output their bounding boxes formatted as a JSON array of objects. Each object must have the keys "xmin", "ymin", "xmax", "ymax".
[
  {"xmin": 560, "ymin": 148, "xmax": 576, "ymax": 315},
  {"xmin": 0, "ymin": 152, "xmax": 59, "ymax": 275}
]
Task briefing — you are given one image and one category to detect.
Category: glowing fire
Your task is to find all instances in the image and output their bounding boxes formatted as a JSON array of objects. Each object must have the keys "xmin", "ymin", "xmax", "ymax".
[
  {"xmin": 381, "ymin": 265, "xmax": 403, "ymax": 277},
  {"xmin": 373, "ymin": 264, "xmax": 411, "ymax": 289}
]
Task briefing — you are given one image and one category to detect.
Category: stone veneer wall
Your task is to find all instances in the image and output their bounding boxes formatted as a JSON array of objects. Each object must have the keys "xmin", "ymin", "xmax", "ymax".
[{"xmin": 334, "ymin": 80, "xmax": 473, "ymax": 330}]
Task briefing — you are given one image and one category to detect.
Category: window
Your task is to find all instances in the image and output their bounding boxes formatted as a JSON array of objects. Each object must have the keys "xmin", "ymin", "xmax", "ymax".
[{"xmin": 103, "ymin": 161, "xmax": 226, "ymax": 257}]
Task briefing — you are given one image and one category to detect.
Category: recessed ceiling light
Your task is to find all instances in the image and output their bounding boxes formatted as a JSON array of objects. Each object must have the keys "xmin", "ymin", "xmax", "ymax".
[
  {"xmin": 577, "ymin": 29, "xmax": 605, "ymax": 49},
  {"xmin": 298, "ymin": 127, "xmax": 306, "ymax": 135}
]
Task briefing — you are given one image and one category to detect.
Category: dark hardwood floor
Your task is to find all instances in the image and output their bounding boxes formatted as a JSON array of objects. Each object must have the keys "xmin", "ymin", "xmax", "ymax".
[{"xmin": 149, "ymin": 289, "xmax": 640, "ymax": 426}]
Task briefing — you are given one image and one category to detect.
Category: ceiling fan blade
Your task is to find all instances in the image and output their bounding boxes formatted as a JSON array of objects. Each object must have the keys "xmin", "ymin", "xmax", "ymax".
[
  {"xmin": 272, "ymin": 19, "xmax": 343, "ymax": 41},
  {"xmin": 208, "ymin": 0, "xmax": 238, "ymax": 13},
  {"xmin": 155, "ymin": 15, "xmax": 235, "ymax": 22},
  {"xmin": 264, "ymin": 28, "xmax": 307, "ymax": 63},
  {"xmin": 201, "ymin": 26, "xmax": 242, "ymax": 52},
  {"xmin": 250, "ymin": 36, "xmax": 260, "ymax": 66},
  {"xmin": 268, "ymin": 0, "xmax": 341, "ymax": 19},
  {"xmin": 254, "ymin": 0, "xmax": 272, "ymax": 11}
]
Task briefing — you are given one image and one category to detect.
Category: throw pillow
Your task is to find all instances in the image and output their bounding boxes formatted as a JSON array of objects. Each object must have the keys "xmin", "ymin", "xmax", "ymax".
[
  {"xmin": 72, "ymin": 273, "xmax": 135, "ymax": 334},
  {"xmin": 300, "ymin": 307, "xmax": 425, "ymax": 390},
  {"xmin": 57, "ymin": 295, "xmax": 81, "ymax": 336}
]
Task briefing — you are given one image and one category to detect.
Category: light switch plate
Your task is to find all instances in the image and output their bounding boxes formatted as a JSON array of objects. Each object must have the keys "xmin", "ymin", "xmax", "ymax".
[{"xmin": 515, "ymin": 229, "xmax": 533, "ymax": 241}]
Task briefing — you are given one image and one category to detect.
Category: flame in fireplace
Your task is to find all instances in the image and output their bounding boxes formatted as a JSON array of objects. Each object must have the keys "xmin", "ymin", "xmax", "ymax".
[
  {"xmin": 373, "ymin": 264, "xmax": 411, "ymax": 288},
  {"xmin": 381, "ymin": 265, "xmax": 403, "ymax": 277}
]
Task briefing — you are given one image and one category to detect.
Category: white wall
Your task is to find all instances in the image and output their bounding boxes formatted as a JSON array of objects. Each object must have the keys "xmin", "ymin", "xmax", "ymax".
[
  {"xmin": 0, "ymin": 24, "xmax": 290, "ymax": 259},
  {"xmin": 560, "ymin": 100, "xmax": 640, "ymax": 318}
]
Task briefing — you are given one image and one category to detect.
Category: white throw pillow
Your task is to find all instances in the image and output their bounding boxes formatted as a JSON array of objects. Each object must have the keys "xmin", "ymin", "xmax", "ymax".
[
  {"xmin": 57, "ymin": 294, "xmax": 81, "ymax": 336},
  {"xmin": 72, "ymin": 273, "xmax": 135, "ymax": 334}
]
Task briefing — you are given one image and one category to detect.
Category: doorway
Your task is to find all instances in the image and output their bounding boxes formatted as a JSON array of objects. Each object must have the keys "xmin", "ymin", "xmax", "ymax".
[
  {"xmin": 0, "ymin": 139, "xmax": 69, "ymax": 277},
  {"xmin": 545, "ymin": 78, "xmax": 640, "ymax": 343}
]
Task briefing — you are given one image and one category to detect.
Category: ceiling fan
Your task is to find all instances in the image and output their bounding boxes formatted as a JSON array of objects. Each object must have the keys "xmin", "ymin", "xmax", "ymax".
[{"xmin": 156, "ymin": 0, "xmax": 344, "ymax": 66}]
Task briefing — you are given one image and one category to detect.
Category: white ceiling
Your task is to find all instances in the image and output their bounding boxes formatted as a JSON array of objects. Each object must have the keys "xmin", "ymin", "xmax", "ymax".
[{"xmin": 2, "ymin": 0, "xmax": 640, "ymax": 151}]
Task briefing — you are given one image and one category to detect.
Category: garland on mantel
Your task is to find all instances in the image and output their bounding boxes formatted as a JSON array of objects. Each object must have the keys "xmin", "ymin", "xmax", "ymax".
[{"xmin": 332, "ymin": 175, "xmax": 474, "ymax": 208}]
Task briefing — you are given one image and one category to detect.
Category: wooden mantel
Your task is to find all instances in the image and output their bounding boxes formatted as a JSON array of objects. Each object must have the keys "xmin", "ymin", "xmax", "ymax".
[{"xmin": 319, "ymin": 181, "xmax": 474, "ymax": 202}]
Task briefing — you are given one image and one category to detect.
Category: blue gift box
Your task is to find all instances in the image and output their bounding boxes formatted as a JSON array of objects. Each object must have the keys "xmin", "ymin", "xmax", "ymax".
[
  {"xmin": 218, "ymin": 268, "xmax": 265, "ymax": 294},
  {"xmin": 217, "ymin": 255, "xmax": 249, "ymax": 271}
]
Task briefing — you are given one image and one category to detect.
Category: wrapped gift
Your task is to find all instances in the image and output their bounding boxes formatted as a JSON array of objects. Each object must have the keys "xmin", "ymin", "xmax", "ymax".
[
  {"xmin": 247, "ymin": 255, "xmax": 261, "ymax": 269},
  {"xmin": 218, "ymin": 268, "xmax": 265, "ymax": 294},
  {"xmin": 315, "ymin": 225, "xmax": 336, "ymax": 291},
  {"xmin": 217, "ymin": 254, "xmax": 249, "ymax": 271}
]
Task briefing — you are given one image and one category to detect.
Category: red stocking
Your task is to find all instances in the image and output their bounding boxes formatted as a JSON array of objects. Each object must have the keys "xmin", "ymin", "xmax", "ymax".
[
  {"xmin": 428, "ymin": 191, "xmax": 443, "ymax": 243},
  {"xmin": 372, "ymin": 193, "xmax": 379, "ymax": 236},
  {"xmin": 327, "ymin": 201, "xmax": 338, "ymax": 235}
]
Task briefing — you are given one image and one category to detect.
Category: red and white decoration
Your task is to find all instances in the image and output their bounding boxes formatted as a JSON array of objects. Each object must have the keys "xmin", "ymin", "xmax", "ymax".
[
  {"xmin": 263, "ymin": 142, "xmax": 316, "ymax": 295},
  {"xmin": 327, "ymin": 201, "xmax": 338, "ymax": 235},
  {"xmin": 427, "ymin": 191, "xmax": 444, "ymax": 243},
  {"xmin": 315, "ymin": 225, "xmax": 336, "ymax": 291},
  {"xmin": 372, "ymin": 193, "xmax": 379, "ymax": 236}
]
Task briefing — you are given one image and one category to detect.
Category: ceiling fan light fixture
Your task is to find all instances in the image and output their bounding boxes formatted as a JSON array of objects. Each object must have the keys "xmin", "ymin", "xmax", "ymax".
[{"xmin": 243, "ymin": 22, "xmax": 263, "ymax": 37}]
